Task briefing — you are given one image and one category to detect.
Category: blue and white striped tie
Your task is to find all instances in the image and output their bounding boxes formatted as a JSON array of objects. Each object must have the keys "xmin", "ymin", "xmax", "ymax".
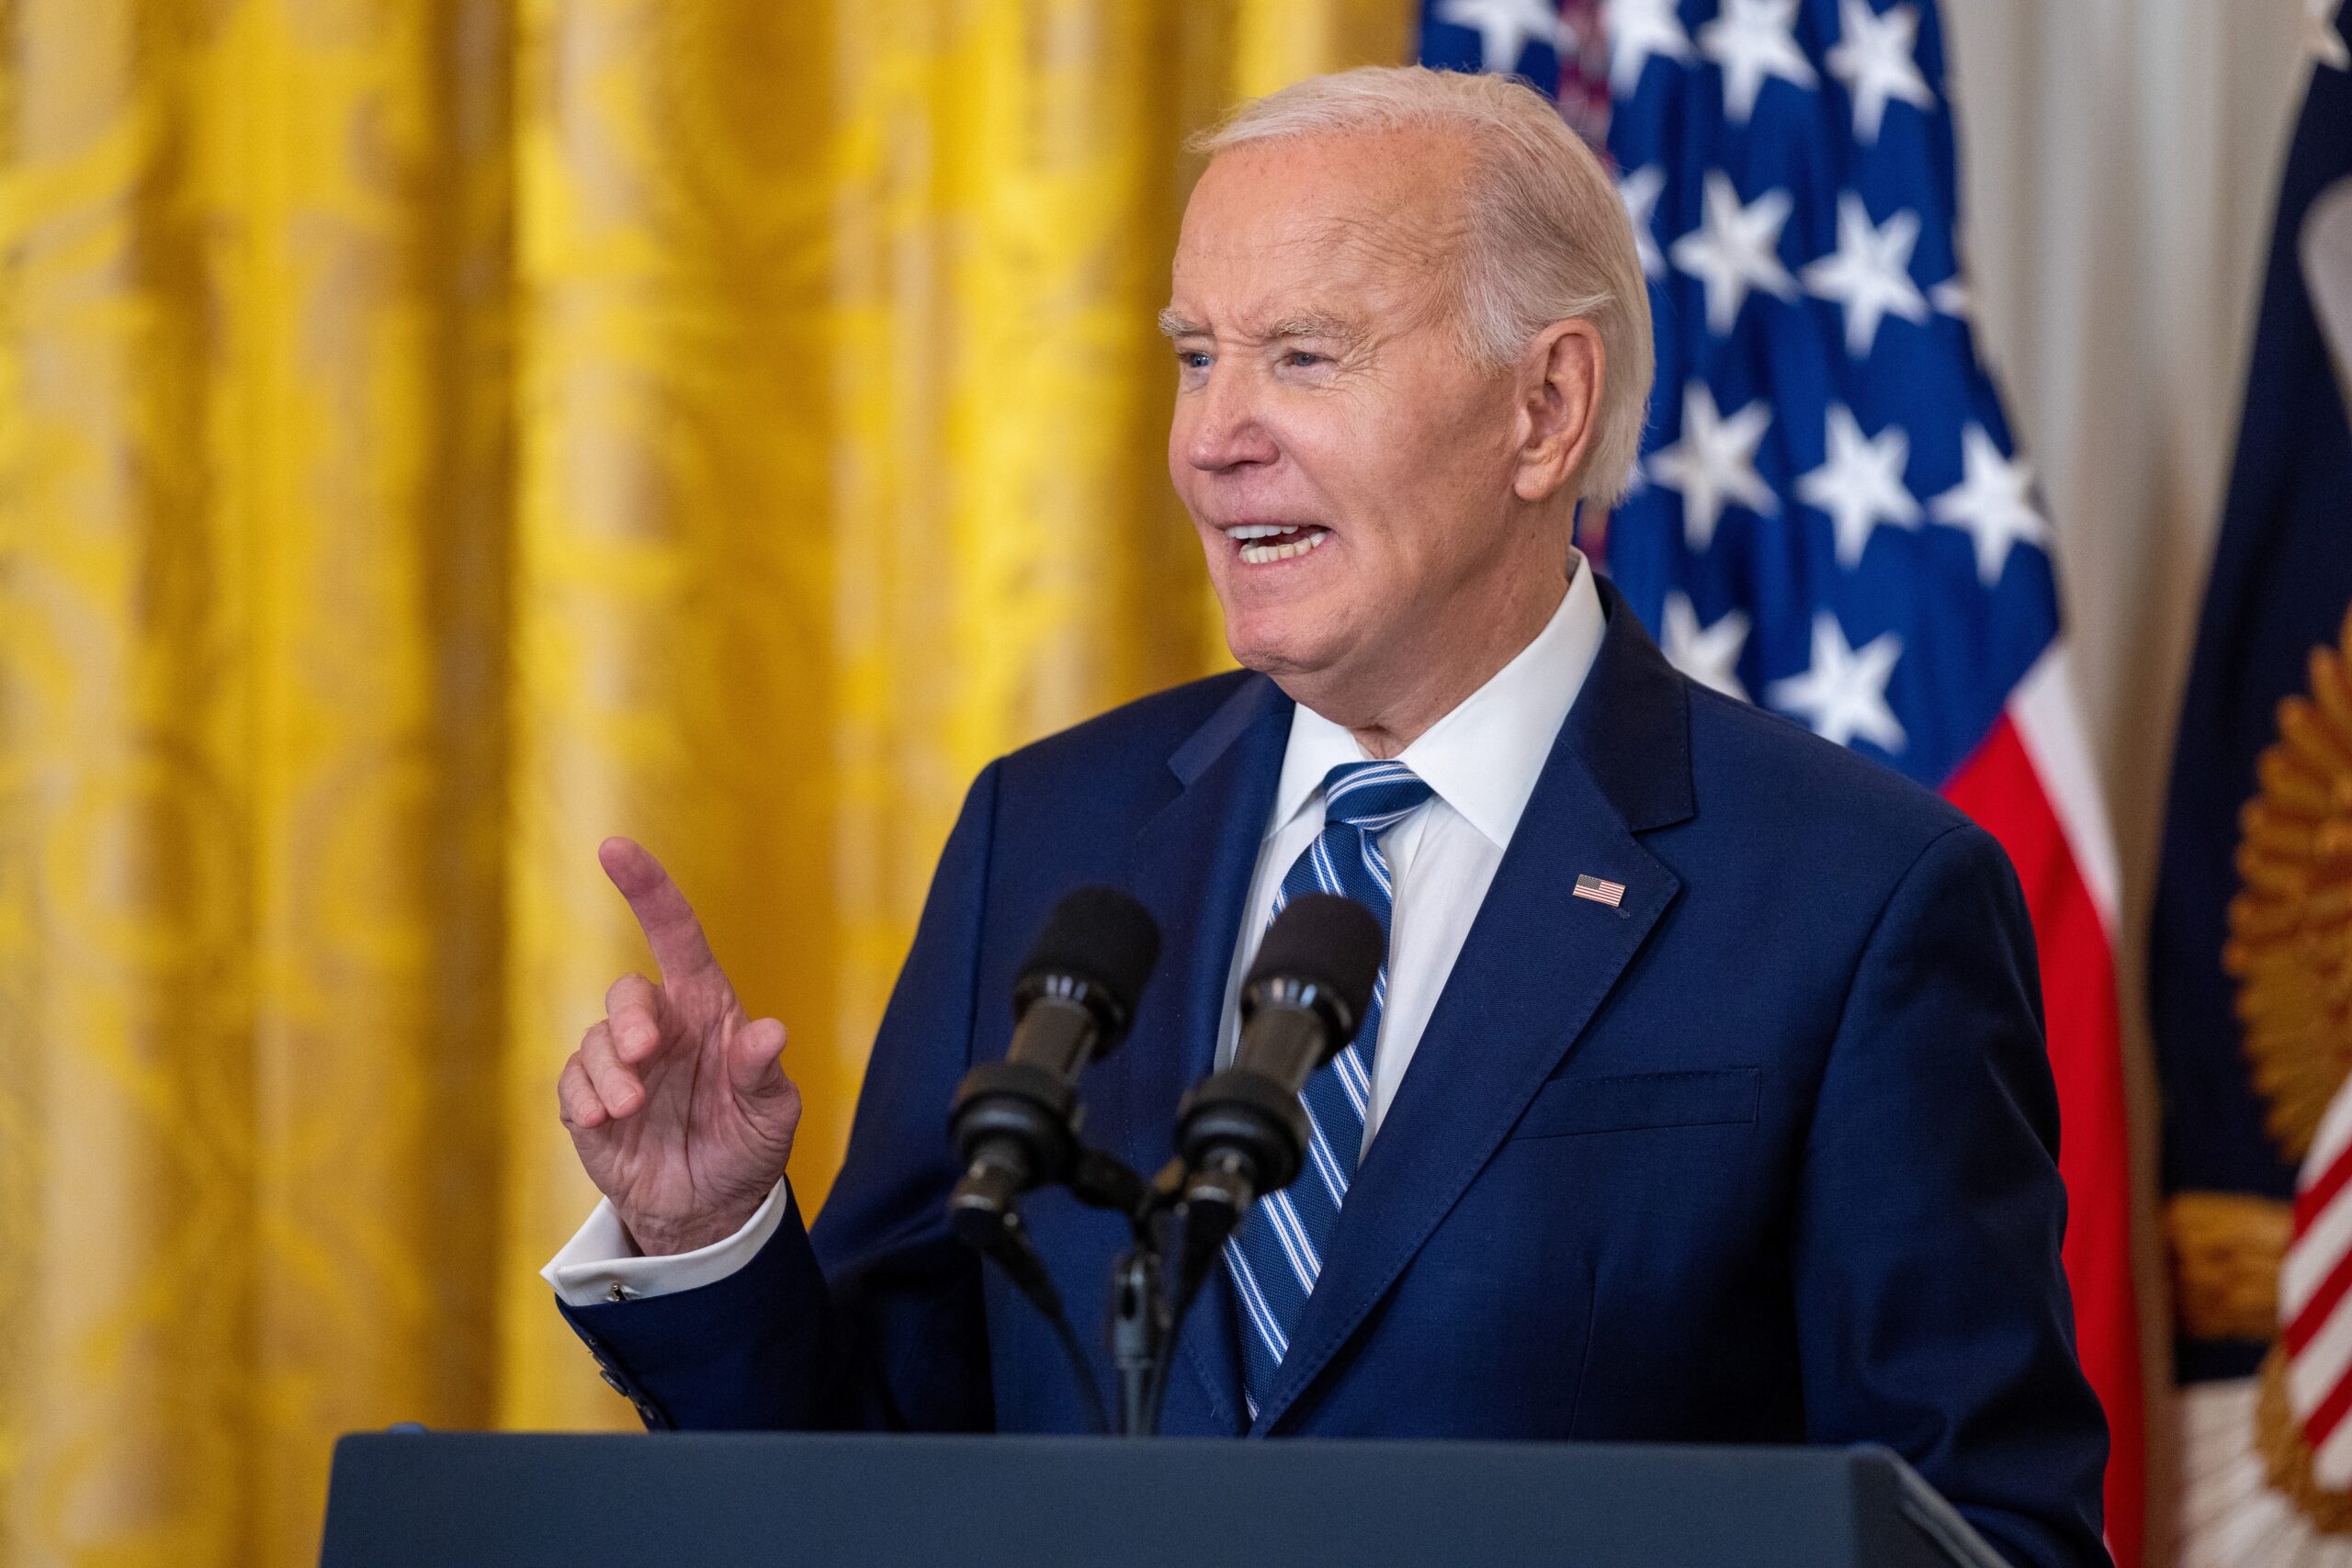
[{"xmin": 1226, "ymin": 760, "xmax": 1433, "ymax": 1416}]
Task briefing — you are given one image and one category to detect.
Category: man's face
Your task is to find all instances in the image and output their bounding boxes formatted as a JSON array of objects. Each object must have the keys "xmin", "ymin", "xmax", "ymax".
[{"xmin": 1164, "ymin": 129, "xmax": 1537, "ymax": 688}]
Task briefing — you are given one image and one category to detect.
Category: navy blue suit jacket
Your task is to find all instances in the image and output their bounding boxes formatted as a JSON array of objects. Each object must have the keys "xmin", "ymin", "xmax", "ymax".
[{"xmin": 561, "ymin": 580, "xmax": 2109, "ymax": 1568}]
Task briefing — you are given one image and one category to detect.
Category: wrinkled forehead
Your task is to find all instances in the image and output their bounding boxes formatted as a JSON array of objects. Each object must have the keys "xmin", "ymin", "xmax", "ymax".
[{"xmin": 1169, "ymin": 130, "xmax": 1473, "ymax": 329}]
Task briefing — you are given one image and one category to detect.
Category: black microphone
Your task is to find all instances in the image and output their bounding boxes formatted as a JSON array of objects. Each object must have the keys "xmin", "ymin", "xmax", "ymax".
[
  {"xmin": 947, "ymin": 886, "xmax": 1161, "ymax": 1242},
  {"xmin": 1173, "ymin": 893, "xmax": 1384, "ymax": 1260}
]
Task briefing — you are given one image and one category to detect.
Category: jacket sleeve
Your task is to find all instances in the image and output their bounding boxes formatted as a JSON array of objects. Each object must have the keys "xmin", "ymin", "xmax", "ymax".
[
  {"xmin": 557, "ymin": 761, "xmax": 1002, "ymax": 1432},
  {"xmin": 1792, "ymin": 821, "xmax": 2112, "ymax": 1568}
]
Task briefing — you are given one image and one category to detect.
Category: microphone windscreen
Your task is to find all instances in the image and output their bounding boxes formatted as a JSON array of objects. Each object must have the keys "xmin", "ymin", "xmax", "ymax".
[
  {"xmin": 1018, "ymin": 886, "xmax": 1162, "ymax": 1013},
  {"xmin": 1248, "ymin": 893, "xmax": 1384, "ymax": 1023}
]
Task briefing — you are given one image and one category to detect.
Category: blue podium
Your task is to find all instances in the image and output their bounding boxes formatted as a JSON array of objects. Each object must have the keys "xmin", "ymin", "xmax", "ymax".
[{"xmin": 317, "ymin": 1431, "xmax": 2013, "ymax": 1567}]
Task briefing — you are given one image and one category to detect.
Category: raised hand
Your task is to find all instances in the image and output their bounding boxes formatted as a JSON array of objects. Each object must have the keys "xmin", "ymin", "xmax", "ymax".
[{"xmin": 558, "ymin": 837, "xmax": 803, "ymax": 1256}]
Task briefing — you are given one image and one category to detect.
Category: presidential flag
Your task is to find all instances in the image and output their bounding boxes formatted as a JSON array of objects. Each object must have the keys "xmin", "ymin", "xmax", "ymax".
[
  {"xmin": 1417, "ymin": 3, "xmax": 2143, "ymax": 1562},
  {"xmin": 2148, "ymin": 6, "xmax": 2352, "ymax": 1558}
]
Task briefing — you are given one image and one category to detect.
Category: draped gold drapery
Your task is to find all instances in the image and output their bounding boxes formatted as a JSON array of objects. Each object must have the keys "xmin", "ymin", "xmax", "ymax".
[{"xmin": 0, "ymin": 2, "xmax": 1411, "ymax": 1562}]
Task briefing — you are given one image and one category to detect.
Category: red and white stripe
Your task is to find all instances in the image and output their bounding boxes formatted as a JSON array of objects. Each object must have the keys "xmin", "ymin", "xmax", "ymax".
[
  {"xmin": 2284, "ymin": 1074, "xmax": 2352, "ymax": 1483},
  {"xmin": 1941, "ymin": 640, "xmax": 2145, "ymax": 1568}
]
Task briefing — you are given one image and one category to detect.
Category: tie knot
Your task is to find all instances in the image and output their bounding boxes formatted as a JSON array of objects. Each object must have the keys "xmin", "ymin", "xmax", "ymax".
[{"xmin": 1318, "ymin": 761, "xmax": 1434, "ymax": 833}]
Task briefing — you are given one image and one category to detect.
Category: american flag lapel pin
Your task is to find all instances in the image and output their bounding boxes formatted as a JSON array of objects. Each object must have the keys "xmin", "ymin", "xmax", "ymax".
[{"xmin": 1573, "ymin": 874, "xmax": 1626, "ymax": 908}]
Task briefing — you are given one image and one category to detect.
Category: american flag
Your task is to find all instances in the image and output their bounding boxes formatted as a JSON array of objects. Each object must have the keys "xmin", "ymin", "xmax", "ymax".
[
  {"xmin": 1572, "ymin": 873, "xmax": 1627, "ymax": 907},
  {"xmin": 1419, "ymin": 2, "xmax": 2143, "ymax": 1562}
]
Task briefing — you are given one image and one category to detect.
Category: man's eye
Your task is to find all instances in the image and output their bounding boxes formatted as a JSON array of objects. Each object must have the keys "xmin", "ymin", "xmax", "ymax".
[
  {"xmin": 1285, "ymin": 351, "xmax": 1325, "ymax": 368},
  {"xmin": 1178, "ymin": 351, "xmax": 1212, "ymax": 370}
]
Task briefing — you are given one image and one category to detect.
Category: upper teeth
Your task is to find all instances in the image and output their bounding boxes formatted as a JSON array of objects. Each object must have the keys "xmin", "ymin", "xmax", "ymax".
[
  {"xmin": 1226, "ymin": 525, "xmax": 1300, "ymax": 539},
  {"xmin": 1235, "ymin": 527, "xmax": 1330, "ymax": 564}
]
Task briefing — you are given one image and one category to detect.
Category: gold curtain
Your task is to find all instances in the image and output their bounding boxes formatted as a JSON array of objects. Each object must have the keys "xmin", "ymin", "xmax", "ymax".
[{"xmin": 0, "ymin": 0, "xmax": 1410, "ymax": 1562}]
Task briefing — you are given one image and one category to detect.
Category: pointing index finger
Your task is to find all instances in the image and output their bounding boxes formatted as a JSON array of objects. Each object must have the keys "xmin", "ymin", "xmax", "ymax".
[{"xmin": 599, "ymin": 836, "xmax": 719, "ymax": 986}]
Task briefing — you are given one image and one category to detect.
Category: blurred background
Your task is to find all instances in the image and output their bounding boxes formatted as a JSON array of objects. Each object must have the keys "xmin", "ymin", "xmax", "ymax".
[{"xmin": 0, "ymin": 2, "xmax": 2326, "ymax": 1564}]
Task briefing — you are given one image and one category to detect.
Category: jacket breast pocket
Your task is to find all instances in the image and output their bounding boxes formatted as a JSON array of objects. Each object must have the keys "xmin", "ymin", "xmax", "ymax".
[{"xmin": 1509, "ymin": 1066, "xmax": 1760, "ymax": 1141}]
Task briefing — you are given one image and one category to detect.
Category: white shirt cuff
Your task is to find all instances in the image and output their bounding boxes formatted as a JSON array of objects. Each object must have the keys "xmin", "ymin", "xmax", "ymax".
[{"xmin": 541, "ymin": 1179, "xmax": 790, "ymax": 1308}]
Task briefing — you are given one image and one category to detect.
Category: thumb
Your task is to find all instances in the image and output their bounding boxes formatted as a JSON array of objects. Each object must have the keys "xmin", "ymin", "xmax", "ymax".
[{"xmin": 729, "ymin": 1016, "xmax": 792, "ymax": 1102}]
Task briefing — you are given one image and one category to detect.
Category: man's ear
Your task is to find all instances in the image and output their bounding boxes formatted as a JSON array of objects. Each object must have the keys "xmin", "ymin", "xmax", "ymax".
[{"xmin": 1513, "ymin": 319, "xmax": 1604, "ymax": 502}]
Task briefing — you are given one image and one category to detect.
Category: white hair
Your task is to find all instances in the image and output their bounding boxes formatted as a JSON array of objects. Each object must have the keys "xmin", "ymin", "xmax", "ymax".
[{"xmin": 1193, "ymin": 66, "xmax": 1654, "ymax": 505}]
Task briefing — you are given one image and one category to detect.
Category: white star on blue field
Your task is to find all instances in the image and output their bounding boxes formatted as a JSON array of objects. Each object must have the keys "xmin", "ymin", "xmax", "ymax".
[{"xmin": 1420, "ymin": 0, "xmax": 2059, "ymax": 784}]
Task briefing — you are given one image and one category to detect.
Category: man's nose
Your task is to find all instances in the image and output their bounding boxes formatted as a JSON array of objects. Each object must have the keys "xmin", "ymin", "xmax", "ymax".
[{"xmin": 1182, "ymin": 367, "xmax": 1280, "ymax": 472}]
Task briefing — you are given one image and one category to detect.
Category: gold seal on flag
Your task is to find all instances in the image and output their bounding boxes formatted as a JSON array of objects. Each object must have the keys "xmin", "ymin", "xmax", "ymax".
[{"xmin": 2227, "ymin": 603, "xmax": 2352, "ymax": 1167}]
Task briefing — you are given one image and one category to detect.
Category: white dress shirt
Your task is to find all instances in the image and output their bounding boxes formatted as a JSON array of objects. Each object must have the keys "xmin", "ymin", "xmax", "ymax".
[{"xmin": 546, "ymin": 558, "xmax": 1605, "ymax": 1307}]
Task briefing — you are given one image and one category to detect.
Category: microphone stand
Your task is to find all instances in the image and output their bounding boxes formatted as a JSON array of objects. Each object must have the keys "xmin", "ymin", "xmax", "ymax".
[
  {"xmin": 1065, "ymin": 1150, "xmax": 1182, "ymax": 1438},
  {"xmin": 1108, "ymin": 1248, "xmax": 1167, "ymax": 1437},
  {"xmin": 974, "ymin": 1145, "xmax": 1220, "ymax": 1438}
]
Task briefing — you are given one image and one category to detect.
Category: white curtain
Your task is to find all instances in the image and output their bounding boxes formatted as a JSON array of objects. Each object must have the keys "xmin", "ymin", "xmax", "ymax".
[{"xmin": 1944, "ymin": 4, "xmax": 2318, "ymax": 1561}]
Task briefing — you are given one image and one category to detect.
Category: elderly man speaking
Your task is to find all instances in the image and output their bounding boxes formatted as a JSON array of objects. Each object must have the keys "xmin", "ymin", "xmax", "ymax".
[{"xmin": 541, "ymin": 67, "xmax": 2109, "ymax": 1568}]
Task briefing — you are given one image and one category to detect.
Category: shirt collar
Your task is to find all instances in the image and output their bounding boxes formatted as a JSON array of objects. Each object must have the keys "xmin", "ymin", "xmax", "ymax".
[{"xmin": 1267, "ymin": 553, "xmax": 1607, "ymax": 850}]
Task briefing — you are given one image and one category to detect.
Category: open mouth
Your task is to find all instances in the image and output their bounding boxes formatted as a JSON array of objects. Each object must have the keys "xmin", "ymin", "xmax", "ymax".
[{"xmin": 1224, "ymin": 524, "xmax": 1331, "ymax": 565}]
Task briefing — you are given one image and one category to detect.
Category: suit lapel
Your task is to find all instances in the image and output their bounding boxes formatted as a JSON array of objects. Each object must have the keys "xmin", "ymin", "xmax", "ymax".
[
  {"xmin": 1118, "ymin": 672, "xmax": 1292, "ymax": 1434},
  {"xmin": 1249, "ymin": 580, "xmax": 1697, "ymax": 1434}
]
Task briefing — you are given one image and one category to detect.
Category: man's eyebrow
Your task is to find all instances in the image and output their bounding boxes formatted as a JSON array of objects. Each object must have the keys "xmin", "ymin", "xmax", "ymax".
[
  {"xmin": 1155, "ymin": 309, "xmax": 1367, "ymax": 344},
  {"xmin": 1267, "ymin": 313, "xmax": 1364, "ymax": 344}
]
